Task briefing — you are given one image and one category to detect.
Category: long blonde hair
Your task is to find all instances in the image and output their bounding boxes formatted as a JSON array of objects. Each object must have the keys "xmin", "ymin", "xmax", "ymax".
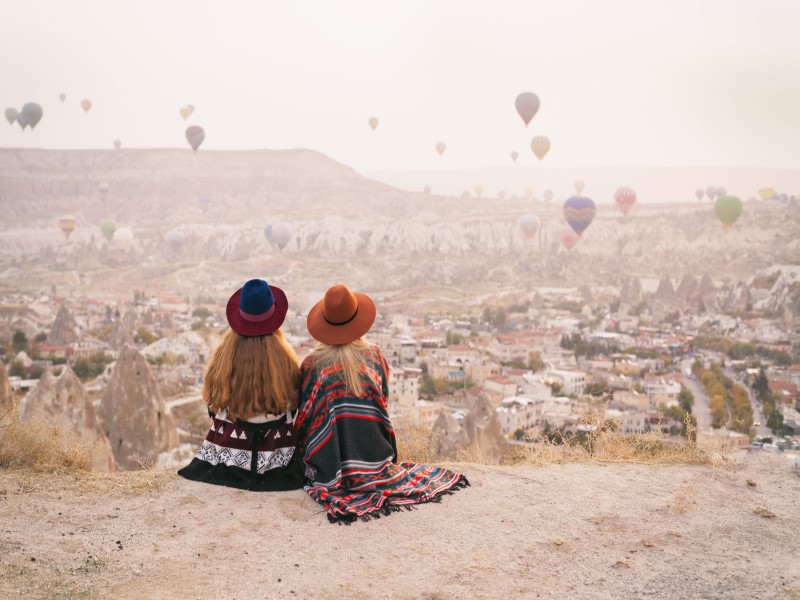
[
  {"xmin": 309, "ymin": 338, "xmax": 377, "ymax": 397},
  {"xmin": 204, "ymin": 328, "xmax": 299, "ymax": 420}
]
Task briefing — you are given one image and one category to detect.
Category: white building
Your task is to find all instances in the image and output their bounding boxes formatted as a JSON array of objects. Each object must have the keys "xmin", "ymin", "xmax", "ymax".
[
  {"xmin": 644, "ymin": 379, "xmax": 681, "ymax": 409},
  {"xmin": 388, "ymin": 367, "xmax": 421, "ymax": 405},
  {"xmin": 496, "ymin": 396, "xmax": 538, "ymax": 435},
  {"xmin": 544, "ymin": 369, "xmax": 586, "ymax": 397}
]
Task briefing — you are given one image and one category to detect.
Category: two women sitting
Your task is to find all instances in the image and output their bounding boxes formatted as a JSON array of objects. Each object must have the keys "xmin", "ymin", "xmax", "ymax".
[{"xmin": 179, "ymin": 279, "xmax": 467, "ymax": 523}]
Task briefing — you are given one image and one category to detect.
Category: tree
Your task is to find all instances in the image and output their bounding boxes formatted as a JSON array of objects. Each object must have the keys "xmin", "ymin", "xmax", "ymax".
[
  {"xmin": 753, "ymin": 367, "xmax": 769, "ymax": 402},
  {"xmin": 192, "ymin": 307, "xmax": 212, "ymax": 320},
  {"xmin": 528, "ymin": 351, "xmax": 544, "ymax": 373},
  {"xmin": 678, "ymin": 388, "xmax": 694, "ymax": 413},
  {"xmin": 134, "ymin": 327, "xmax": 158, "ymax": 345},
  {"xmin": 12, "ymin": 330, "xmax": 27, "ymax": 353}
]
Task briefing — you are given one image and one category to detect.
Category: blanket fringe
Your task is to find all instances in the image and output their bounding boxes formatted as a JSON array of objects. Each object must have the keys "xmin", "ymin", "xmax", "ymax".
[{"xmin": 328, "ymin": 474, "xmax": 470, "ymax": 525}]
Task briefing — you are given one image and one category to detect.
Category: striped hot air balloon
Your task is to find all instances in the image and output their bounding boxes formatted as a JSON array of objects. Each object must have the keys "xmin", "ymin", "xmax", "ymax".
[
  {"xmin": 563, "ymin": 196, "xmax": 596, "ymax": 236},
  {"xmin": 58, "ymin": 215, "xmax": 77, "ymax": 239},
  {"xmin": 615, "ymin": 187, "xmax": 637, "ymax": 215}
]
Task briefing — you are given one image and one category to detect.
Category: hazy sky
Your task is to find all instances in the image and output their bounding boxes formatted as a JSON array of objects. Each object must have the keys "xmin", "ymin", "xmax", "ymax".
[{"xmin": 1, "ymin": 0, "xmax": 799, "ymax": 172}]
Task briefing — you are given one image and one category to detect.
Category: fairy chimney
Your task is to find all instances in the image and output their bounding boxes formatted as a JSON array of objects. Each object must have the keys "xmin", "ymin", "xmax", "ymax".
[
  {"xmin": 19, "ymin": 367, "xmax": 116, "ymax": 472},
  {"xmin": 49, "ymin": 303, "xmax": 79, "ymax": 345},
  {"xmin": 0, "ymin": 360, "xmax": 12, "ymax": 412},
  {"xmin": 97, "ymin": 346, "xmax": 178, "ymax": 470},
  {"xmin": 109, "ymin": 320, "xmax": 134, "ymax": 351}
]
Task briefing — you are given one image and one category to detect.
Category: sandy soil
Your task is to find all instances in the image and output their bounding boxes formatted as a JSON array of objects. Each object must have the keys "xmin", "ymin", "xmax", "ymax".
[{"xmin": 1, "ymin": 453, "xmax": 798, "ymax": 600}]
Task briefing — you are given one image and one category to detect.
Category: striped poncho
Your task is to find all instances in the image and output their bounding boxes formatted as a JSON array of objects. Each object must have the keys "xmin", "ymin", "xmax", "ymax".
[{"xmin": 295, "ymin": 344, "xmax": 468, "ymax": 523}]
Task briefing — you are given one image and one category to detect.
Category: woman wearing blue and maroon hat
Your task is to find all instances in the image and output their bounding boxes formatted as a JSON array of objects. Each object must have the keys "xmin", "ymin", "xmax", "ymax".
[
  {"xmin": 295, "ymin": 283, "xmax": 468, "ymax": 523},
  {"xmin": 178, "ymin": 279, "xmax": 305, "ymax": 491}
]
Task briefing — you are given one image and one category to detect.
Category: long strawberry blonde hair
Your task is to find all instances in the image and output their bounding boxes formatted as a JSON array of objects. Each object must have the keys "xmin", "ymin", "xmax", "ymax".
[
  {"xmin": 204, "ymin": 327, "xmax": 299, "ymax": 420},
  {"xmin": 308, "ymin": 338, "xmax": 380, "ymax": 397}
]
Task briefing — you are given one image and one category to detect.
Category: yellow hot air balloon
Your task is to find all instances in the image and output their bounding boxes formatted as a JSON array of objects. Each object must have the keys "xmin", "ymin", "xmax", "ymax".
[
  {"xmin": 473, "ymin": 184, "xmax": 484, "ymax": 197},
  {"xmin": 523, "ymin": 187, "xmax": 534, "ymax": 200},
  {"xmin": 435, "ymin": 141, "xmax": 446, "ymax": 156},
  {"xmin": 758, "ymin": 187, "xmax": 776, "ymax": 201},
  {"xmin": 530, "ymin": 135, "xmax": 550, "ymax": 161},
  {"xmin": 81, "ymin": 99, "xmax": 92, "ymax": 113},
  {"xmin": 58, "ymin": 215, "xmax": 77, "ymax": 239},
  {"xmin": 180, "ymin": 105, "xmax": 194, "ymax": 120}
]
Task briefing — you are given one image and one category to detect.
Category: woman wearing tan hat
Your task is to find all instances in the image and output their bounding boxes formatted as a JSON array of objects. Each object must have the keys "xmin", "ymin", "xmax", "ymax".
[
  {"xmin": 178, "ymin": 279, "xmax": 305, "ymax": 491},
  {"xmin": 295, "ymin": 284, "xmax": 468, "ymax": 523}
]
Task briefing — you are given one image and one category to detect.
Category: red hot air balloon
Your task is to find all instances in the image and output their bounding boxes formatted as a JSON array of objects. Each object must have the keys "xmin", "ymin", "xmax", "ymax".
[
  {"xmin": 614, "ymin": 187, "xmax": 636, "ymax": 215},
  {"xmin": 186, "ymin": 126, "xmax": 205, "ymax": 152},
  {"xmin": 515, "ymin": 92, "xmax": 540, "ymax": 127},
  {"xmin": 560, "ymin": 228, "xmax": 580, "ymax": 250}
]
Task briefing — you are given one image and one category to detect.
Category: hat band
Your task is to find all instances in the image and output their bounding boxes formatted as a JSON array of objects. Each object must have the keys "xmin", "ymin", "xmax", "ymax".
[
  {"xmin": 239, "ymin": 303, "xmax": 276, "ymax": 323},
  {"xmin": 323, "ymin": 307, "xmax": 358, "ymax": 327}
]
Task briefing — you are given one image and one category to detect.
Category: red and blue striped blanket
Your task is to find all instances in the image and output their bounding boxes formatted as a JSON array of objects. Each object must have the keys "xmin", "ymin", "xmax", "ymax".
[{"xmin": 295, "ymin": 345, "xmax": 468, "ymax": 523}]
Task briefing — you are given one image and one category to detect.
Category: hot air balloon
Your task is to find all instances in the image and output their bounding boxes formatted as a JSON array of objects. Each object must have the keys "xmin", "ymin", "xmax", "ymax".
[
  {"xmin": 560, "ymin": 228, "xmax": 580, "ymax": 251},
  {"xmin": 530, "ymin": 136, "xmax": 550, "ymax": 161},
  {"xmin": 523, "ymin": 187, "xmax": 534, "ymax": 200},
  {"xmin": 59, "ymin": 93, "xmax": 66, "ymax": 103},
  {"xmin": 179, "ymin": 105, "xmax": 194, "ymax": 120},
  {"xmin": 543, "ymin": 190, "xmax": 554, "ymax": 203},
  {"xmin": 714, "ymin": 196, "xmax": 742, "ymax": 230},
  {"xmin": 574, "ymin": 180, "xmax": 585, "ymax": 194},
  {"xmin": 514, "ymin": 92, "xmax": 540, "ymax": 127},
  {"xmin": 4, "ymin": 108, "xmax": 17, "ymax": 125},
  {"xmin": 100, "ymin": 220, "xmax": 117, "ymax": 242},
  {"xmin": 263, "ymin": 224, "xmax": 274, "ymax": 244},
  {"xmin": 510, "ymin": 151, "xmax": 519, "ymax": 163},
  {"xmin": 474, "ymin": 184, "xmax": 484, "ymax": 198},
  {"xmin": 368, "ymin": 117, "xmax": 379, "ymax": 131},
  {"xmin": 165, "ymin": 230, "xmax": 185, "ymax": 248},
  {"xmin": 435, "ymin": 141, "xmax": 446, "ymax": 156},
  {"xmin": 705, "ymin": 186, "xmax": 716, "ymax": 201},
  {"xmin": 519, "ymin": 213, "xmax": 541, "ymax": 238},
  {"xmin": 98, "ymin": 182, "xmax": 110, "ymax": 193},
  {"xmin": 614, "ymin": 187, "xmax": 636, "ymax": 215},
  {"xmin": 563, "ymin": 196, "xmax": 596, "ymax": 236},
  {"xmin": 58, "ymin": 215, "xmax": 77, "ymax": 239},
  {"xmin": 81, "ymin": 99, "xmax": 92, "ymax": 113},
  {"xmin": 112, "ymin": 227, "xmax": 133, "ymax": 250},
  {"xmin": 758, "ymin": 187, "xmax": 776, "ymax": 201},
  {"xmin": 113, "ymin": 139, "xmax": 121, "ymax": 149},
  {"xmin": 271, "ymin": 222, "xmax": 292, "ymax": 251},
  {"xmin": 715, "ymin": 187, "xmax": 726, "ymax": 198},
  {"xmin": 695, "ymin": 189, "xmax": 704, "ymax": 202},
  {"xmin": 16, "ymin": 112, "xmax": 28, "ymax": 130},
  {"xmin": 186, "ymin": 126, "xmax": 205, "ymax": 152}
]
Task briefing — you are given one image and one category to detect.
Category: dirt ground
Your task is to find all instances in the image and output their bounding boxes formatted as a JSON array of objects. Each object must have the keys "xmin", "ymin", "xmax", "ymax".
[{"xmin": 1, "ymin": 452, "xmax": 798, "ymax": 600}]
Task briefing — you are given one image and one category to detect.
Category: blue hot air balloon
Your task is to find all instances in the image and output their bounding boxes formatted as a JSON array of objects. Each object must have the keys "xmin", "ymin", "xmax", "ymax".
[
  {"xmin": 263, "ymin": 224, "xmax": 274, "ymax": 244},
  {"xmin": 563, "ymin": 196, "xmax": 596, "ymax": 236}
]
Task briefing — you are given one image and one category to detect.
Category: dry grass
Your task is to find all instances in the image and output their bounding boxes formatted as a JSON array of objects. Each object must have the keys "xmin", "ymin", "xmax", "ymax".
[
  {"xmin": 0, "ymin": 408, "xmax": 95, "ymax": 474},
  {"xmin": 0, "ymin": 408, "xmax": 174, "ymax": 494},
  {"xmin": 395, "ymin": 407, "xmax": 717, "ymax": 468},
  {"xmin": 395, "ymin": 417, "xmax": 441, "ymax": 463}
]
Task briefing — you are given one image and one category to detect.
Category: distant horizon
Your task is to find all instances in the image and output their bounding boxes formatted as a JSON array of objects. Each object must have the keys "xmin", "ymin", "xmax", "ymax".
[{"xmin": 2, "ymin": 1, "xmax": 799, "ymax": 172}]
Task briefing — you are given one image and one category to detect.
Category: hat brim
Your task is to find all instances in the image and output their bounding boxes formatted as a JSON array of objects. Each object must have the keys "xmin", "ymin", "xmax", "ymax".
[
  {"xmin": 306, "ymin": 291, "xmax": 376, "ymax": 345},
  {"xmin": 226, "ymin": 285, "xmax": 288, "ymax": 336}
]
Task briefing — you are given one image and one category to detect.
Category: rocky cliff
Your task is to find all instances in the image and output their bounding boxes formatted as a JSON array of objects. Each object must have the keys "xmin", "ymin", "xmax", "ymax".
[
  {"xmin": 96, "ymin": 346, "xmax": 179, "ymax": 470},
  {"xmin": 19, "ymin": 367, "xmax": 116, "ymax": 472}
]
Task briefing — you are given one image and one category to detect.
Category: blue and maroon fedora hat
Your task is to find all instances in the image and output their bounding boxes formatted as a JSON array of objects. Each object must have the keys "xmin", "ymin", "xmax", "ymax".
[{"xmin": 225, "ymin": 279, "xmax": 288, "ymax": 336}]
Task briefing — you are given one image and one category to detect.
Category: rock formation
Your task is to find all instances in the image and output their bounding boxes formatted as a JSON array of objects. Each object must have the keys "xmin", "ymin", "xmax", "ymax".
[
  {"xmin": 97, "ymin": 346, "xmax": 178, "ymax": 470},
  {"xmin": 49, "ymin": 304, "xmax": 79, "ymax": 345},
  {"xmin": 619, "ymin": 277, "xmax": 642, "ymax": 306},
  {"xmin": 654, "ymin": 276, "xmax": 676, "ymax": 303},
  {"xmin": 433, "ymin": 393, "xmax": 507, "ymax": 463},
  {"xmin": 19, "ymin": 367, "xmax": 116, "ymax": 472},
  {"xmin": 109, "ymin": 320, "xmax": 134, "ymax": 351},
  {"xmin": 676, "ymin": 274, "xmax": 698, "ymax": 300},
  {"xmin": 0, "ymin": 360, "xmax": 12, "ymax": 412}
]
